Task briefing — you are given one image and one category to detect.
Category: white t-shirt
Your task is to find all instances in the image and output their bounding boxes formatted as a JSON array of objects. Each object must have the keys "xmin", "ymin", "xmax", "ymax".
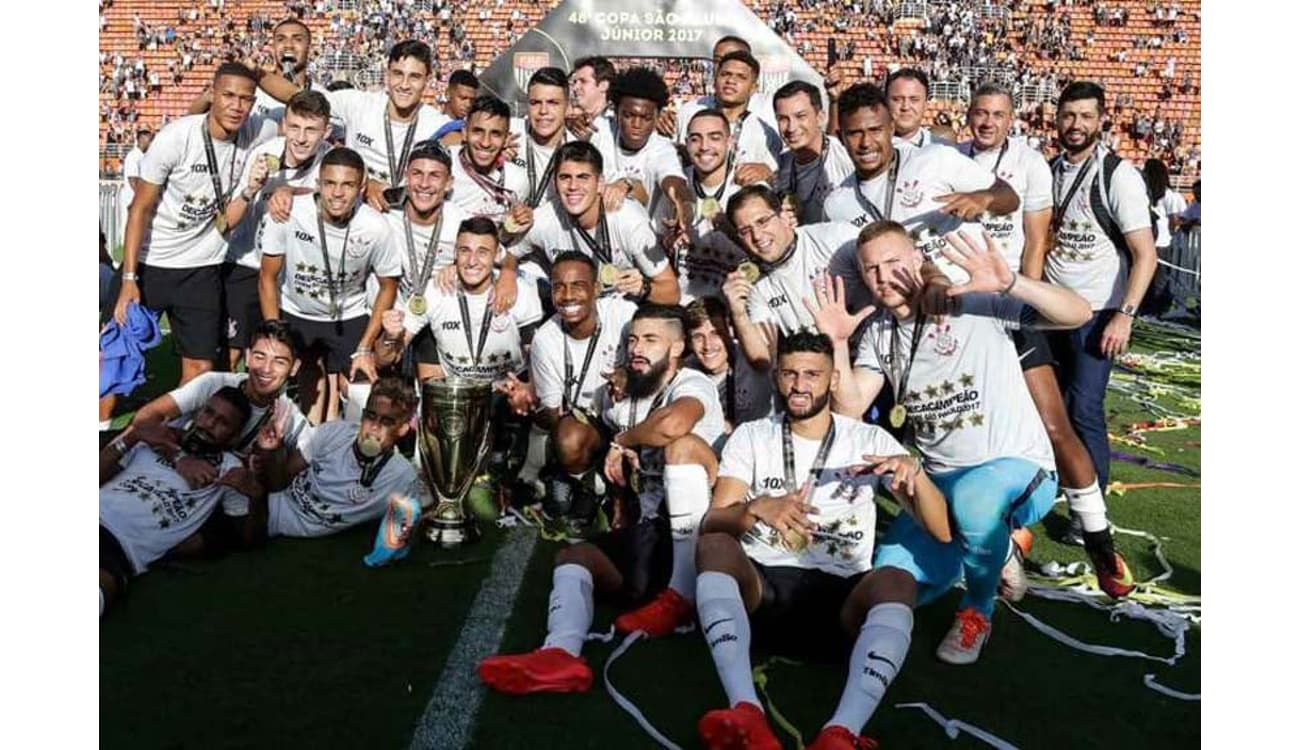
[
  {"xmin": 958, "ymin": 139, "xmax": 1053, "ymax": 270},
  {"xmin": 256, "ymin": 195, "xmax": 401, "ymax": 321},
  {"xmin": 227, "ymin": 136, "xmax": 329, "ymax": 269},
  {"xmin": 1045, "ymin": 150, "xmax": 1152, "ymax": 310},
  {"xmin": 746, "ymin": 222, "xmax": 868, "ymax": 334},
  {"xmin": 1155, "ymin": 189, "xmax": 1187, "ymax": 248},
  {"xmin": 720, "ymin": 414, "xmax": 905, "ymax": 577},
  {"xmin": 381, "ymin": 201, "xmax": 470, "ymax": 301},
  {"xmin": 167, "ymin": 371, "xmax": 311, "ymax": 454},
  {"xmin": 590, "ymin": 129, "xmax": 686, "ymax": 220},
  {"xmin": 597, "ymin": 367, "xmax": 726, "ymax": 520},
  {"xmin": 853, "ymin": 296, "xmax": 1054, "ymax": 474},
  {"xmin": 447, "ymin": 145, "xmax": 532, "ymax": 222},
  {"xmin": 675, "ymin": 165, "xmax": 750, "ymax": 304},
  {"xmin": 402, "ymin": 281, "xmax": 544, "ymax": 381},
  {"xmin": 507, "ymin": 118, "xmax": 575, "ymax": 206},
  {"xmin": 268, "ymin": 420, "xmax": 420, "ymax": 538},
  {"xmin": 531, "ymin": 296, "xmax": 637, "ymax": 412},
  {"xmin": 675, "ymin": 101, "xmax": 783, "ymax": 171},
  {"xmin": 775, "ymin": 136, "xmax": 856, "ymax": 224},
  {"xmin": 511, "ymin": 199, "xmax": 670, "ymax": 281},
  {"xmin": 324, "ymin": 90, "xmax": 451, "ymax": 185},
  {"xmin": 823, "ymin": 144, "xmax": 994, "ymax": 283},
  {"xmin": 120, "ymin": 145, "xmax": 146, "ymax": 209},
  {"xmin": 100, "ymin": 444, "xmax": 247, "ymax": 574},
  {"xmin": 137, "ymin": 113, "xmax": 278, "ymax": 268}
]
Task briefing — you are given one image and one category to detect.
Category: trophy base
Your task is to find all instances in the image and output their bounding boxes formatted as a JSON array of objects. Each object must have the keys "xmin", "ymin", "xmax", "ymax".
[{"xmin": 423, "ymin": 500, "xmax": 481, "ymax": 548}]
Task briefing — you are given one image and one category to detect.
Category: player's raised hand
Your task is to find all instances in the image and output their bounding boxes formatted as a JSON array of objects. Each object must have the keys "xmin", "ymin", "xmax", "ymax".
[
  {"xmin": 933, "ymin": 190, "xmax": 991, "ymax": 222},
  {"xmin": 940, "ymin": 229, "xmax": 1016, "ymax": 298},
  {"xmin": 721, "ymin": 269, "xmax": 754, "ymax": 317},
  {"xmin": 494, "ymin": 372, "xmax": 537, "ymax": 416},
  {"xmin": 859, "ymin": 453, "xmax": 925, "ymax": 497},
  {"xmin": 733, "ymin": 162, "xmax": 774, "ymax": 186},
  {"xmin": 175, "ymin": 456, "xmax": 219, "ymax": 490},
  {"xmin": 255, "ymin": 400, "xmax": 290, "ymax": 453},
  {"xmin": 804, "ymin": 272, "xmax": 875, "ymax": 344},
  {"xmin": 602, "ymin": 367, "xmax": 629, "ymax": 402}
]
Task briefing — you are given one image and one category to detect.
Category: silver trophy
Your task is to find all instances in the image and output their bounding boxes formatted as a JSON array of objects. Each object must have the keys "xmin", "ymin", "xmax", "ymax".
[{"xmin": 419, "ymin": 377, "xmax": 494, "ymax": 547}]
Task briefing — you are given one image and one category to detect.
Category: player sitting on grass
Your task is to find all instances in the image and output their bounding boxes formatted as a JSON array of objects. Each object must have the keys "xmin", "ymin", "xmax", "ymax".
[
  {"xmin": 692, "ymin": 331, "xmax": 951, "ymax": 750},
  {"xmin": 477, "ymin": 304, "xmax": 724, "ymax": 694},
  {"xmin": 99, "ymin": 387, "xmax": 265, "ymax": 617}
]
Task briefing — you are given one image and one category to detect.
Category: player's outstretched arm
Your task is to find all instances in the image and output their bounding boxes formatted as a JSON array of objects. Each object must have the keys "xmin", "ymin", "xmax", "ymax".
[
  {"xmin": 699, "ymin": 476, "xmax": 759, "ymax": 535},
  {"xmin": 941, "ymin": 230, "xmax": 1090, "ymax": 329},
  {"xmin": 615, "ymin": 397, "xmax": 704, "ymax": 450},
  {"xmin": 860, "ymin": 454, "xmax": 951, "ymax": 543}
]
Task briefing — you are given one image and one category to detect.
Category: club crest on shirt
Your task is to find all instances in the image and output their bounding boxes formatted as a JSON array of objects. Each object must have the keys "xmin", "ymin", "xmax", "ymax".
[
  {"xmin": 929, "ymin": 321, "xmax": 959, "ymax": 356},
  {"xmin": 345, "ymin": 235, "xmax": 370, "ymax": 259},
  {"xmin": 489, "ymin": 312, "xmax": 511, "ymax": 333},
  {"xmin": 898, "ymin": 179, "xmax": 923, "ymax": 209}
]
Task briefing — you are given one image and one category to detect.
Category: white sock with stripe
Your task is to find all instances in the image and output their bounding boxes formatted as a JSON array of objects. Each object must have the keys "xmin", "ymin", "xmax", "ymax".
[
  {"xmin": 1064, "ymin": 481, "xmax": 1109, "ymax": 533},
  {"xmin": 664, "ymin": 463, "xmax": 710, "ymax": 601},
  {"xmin": 696, "ymin": 571, "xmax": 759, "ymax": 708},
  {"xmin": 825, "ymin": 602, "xmax": 913, "ymax": 734},
  {"xmin": 541, "ymin": 563, "xmax": 594, "ymax": 657}
]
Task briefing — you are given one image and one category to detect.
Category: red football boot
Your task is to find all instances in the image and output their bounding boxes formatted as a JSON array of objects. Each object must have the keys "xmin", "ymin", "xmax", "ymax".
[
  {"xmin": 614, "ymin": 588, "xmax": 693, "ymax": 637},
  {"xmin": 698, "ymin": 702, "xmax": 782, "ymax": 750},
  {"xmin": 477, "ymin": 647, "xmax": 593, "ymax": 694},
  {"xmin": 808, "ymin": 725, "xmax": 881, "ymax": 750}
]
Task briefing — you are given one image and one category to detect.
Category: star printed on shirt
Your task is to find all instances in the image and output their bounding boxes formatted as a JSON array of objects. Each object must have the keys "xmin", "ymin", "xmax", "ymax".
[
  {"xmin": 183, "ymin": 193, "xmax": 196, "ymax": 205},
  {"xmin": 307, "ymin": 264, "xmax": 319, "ymax": 274},
  {"xmin": 969, "ymin": 412, "xmax": 985, "ymax": 426},
  {"xmin": 1068, "ymin": 219, "xmax": 1080, "ymax": 231},
  {"xmin": 940, "ymin": 380, "xmax": 955, "ymax": 395},
  {"xmin": 959, "ymin": 373, "xmax": 974, "ymax": 388},
  {"xmin": 158, "ymin": 518, "xmax": 172, "ymax": 530},
  {"xmin": 924, "ymin": 384, "xmax": 939, "ymax": 399},
  {"xmin": 296, "ymin": 262, "xmax": 307, "ymax": 272},
  {"xmin": 906, "ymin": 390, "xmax": 922, "ymax": 403}
]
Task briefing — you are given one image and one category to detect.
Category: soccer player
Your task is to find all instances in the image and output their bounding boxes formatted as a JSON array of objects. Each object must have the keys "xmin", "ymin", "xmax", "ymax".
[
  {"xmin": 1029, "ymin": 81, "xmax": 1157, "ymax": 552},
  {"xmin": 378, "ymin": 217, "xmax": 544, "ymax": 382},
  {"xmin": 506, "ymin": 141, "xmax": 679, "ymax": 305},
  {"xmin": 253, "ymin": 376, "xmax": 420, "ymax": 539},
  {"xmin": 812, "ymin": 223, "xmax": 1091, "ymax": 663},
  {"xmin": 437, "ymin": 69, "xmax": 480, "ymax": 147},
  {"xmin": 773, "ymin": 80, "xmax": 855, "ymax": 225},
  {"xmin": 99, "ymin": 387, "xmax": 262, "ymax": 616},
  {"xmin": 721, "ymin": 185, "xmax": 865, "ymax": 369},
  {"xmin": 253, "ymin": 19, "xmax": 321, "ymax": 120},
  {"xmin": 684, "ymin": 297, "xmax": 774, "ymax": 438},
  {"xmin": 509, "ymin": 67, "xmax": 575, "ymax": 208},
  {"xmin": 673, "ymin": 108, "xmax": 752, "ymax": 304},
  {"xmin": 692, "ymin": 331, "xmax": 950, "ymax": 750},
  {"xmin": 257, "ymin": 147, "xmax": 402, "ymax": 423},
  {"xmin": 671, "ymin": 36, "xmax": 780, "ymax": 138},
  {"xmin": 448, "ymin": 95, "xmax": 532, "ymax": 227},
  {"xmin": 221, "ymin": 90, "xmax": 333, "ymax": 369},
  {"xmin": 109, "ymin": 62, "xmax": 277, "ymax": 387},
  {"xmin": 886, "ymin": 68, "xmax": 952, "ymax": 149},
  {"xmin": 477, "ymin": 304, "xmax": 724, "ymax": 693},
  {"xmin": 963, "ymin": 83, "xmax": 1134, "ymax": 597},
  {"xmin": 673, "ymin": 50, "xmax": 783, "ymax": 176}
]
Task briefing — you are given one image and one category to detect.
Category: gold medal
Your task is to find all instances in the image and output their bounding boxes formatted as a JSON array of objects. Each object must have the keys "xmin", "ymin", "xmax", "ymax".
[
  {"xmin": 699, "ymin": 197, "xmax": 721, "ymax": 220},
  {"xmin": 598, "ymin": 263, "xmax": 620, "ymax": 288},
  {"xmin": 265, "ymin": 154, "xmax": 282, "ymax": 173},
  {"xmin": 215, "ymin": 213, "xmax": 228, "ymax": 233},
  {"xmin": 502, "ymin": 215, "xmax": 522, "ymax": 234},
  {"xmin": 781, "ymin": 528, "xmax": 809, "ymax": 552},
  {"xmin": 571, "ymin": 407, "xmax": 590, "ymax": 425},
  {"xmin": 407, "ymin": 294, "xmax": 428, "ymax": 316},
  {"xmin": 329, "ymin": 301, "xmax": 341, "ymax": 319},
  {"xmin": 889, "ymin": 404, "xmax": 907, "ymax": 429},
  {"xmin": 737, "ymin": 261, "xmax": 761, "ymax": 284}
]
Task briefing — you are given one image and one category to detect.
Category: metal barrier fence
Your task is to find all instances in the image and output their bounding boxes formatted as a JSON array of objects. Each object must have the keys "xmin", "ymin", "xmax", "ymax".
[
  {"xmin": 1168, "ymin": 225, "xmax": 1200, "ymax": 301},
  {"xmin": 100, "ymin": 181, "xmax": 125, "ymax": 251}
]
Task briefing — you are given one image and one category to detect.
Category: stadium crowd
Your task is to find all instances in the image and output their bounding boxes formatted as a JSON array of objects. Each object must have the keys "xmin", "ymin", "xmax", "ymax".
[{"xmin": 97, "ymin": 6, "xmax": 1201, "ymax": 749}]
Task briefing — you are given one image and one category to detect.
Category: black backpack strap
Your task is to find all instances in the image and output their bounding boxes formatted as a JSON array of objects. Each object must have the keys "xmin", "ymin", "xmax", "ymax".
[{"xmin": 1090, "ymin": 152, "xmax": 1132, "ymax": 268}]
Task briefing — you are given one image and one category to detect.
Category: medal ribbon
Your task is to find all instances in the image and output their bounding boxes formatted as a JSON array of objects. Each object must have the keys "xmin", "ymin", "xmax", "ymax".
[
  {"xmin": 780, "ymin": 416, "xmax": 837, "ymax": 493},
  {"xmin": 786, "ymin": 135, "xmax": 829, "ymax": 207},
  {"xmin": 853, "ymin": 151, "xmax": 901, "ymax": 223},
  {"xmin": 562, "ymin": 319, "xmax": 603, "ymax": 412},
  {"xmin": 458, "ymin": 146, "xmax": 517, "ymax": 208},
  {"xmin": 402, "ymin": 206, "xmax": 443, "ymax": 298},
  {"xmin": 724, "ymin": 366, "xmax": 736, "ymax": 423},
  {"xmin": 383, "ymin": 109, "xmax": 420, "ymax": 184},
  {"xmin": 571, "ymin": 204, "xmax": 613, "ymax": 264},
  {"xmin": 457, "ymin": 291, "xmax": 495, "ymax": 368},
  {"xmin": 889, "ymin": 314, "xmax": 928, "ymax": 418},
  {"xmin": 353, "ymin": 442, "xmax": 395, "ymax": 488},
  {"xmin": 201, "ymin": 121, "xmax": 240, "ymax": 215},
  {"xmin": 315, "ymin": 199, "xmax": 353, "ymax": 319},
  {"xmin": 525, "ymin": 128, "xmax": 563, "ymax": 208},
  {"xmin": 691, "ymin": 151, "xmax": 735, "ymax": 202},
  {"xmin": 1051, "ymin": 150, "xmax": 1097, "ymax": 232}
]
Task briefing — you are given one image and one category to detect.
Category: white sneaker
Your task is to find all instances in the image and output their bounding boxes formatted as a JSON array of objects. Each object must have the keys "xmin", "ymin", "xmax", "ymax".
[
  {"xmin": 935, "ymin": 608, "xmax": 992, "ymax": 665},
  {"xmin": 998, "ymin": 532, "xmax": 1030, "ymax": 602}
]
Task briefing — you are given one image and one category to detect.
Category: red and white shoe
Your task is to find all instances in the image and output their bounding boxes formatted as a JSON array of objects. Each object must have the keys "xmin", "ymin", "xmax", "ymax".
[
  {"xmin": 935, "ymin": 608, "xmax": 992, "ymax": 665},
  {"xmin": 999, "ymin": 528, "xmax": 1034, "ymax": 602},
  {"xmin": 698, "ymin": 702, "xmax": 782, "ymax": 750},
  {"xmin": 808, "ymin": 724, "xmax": 881, "ymax": 750},
  {"xmin": 1091, "ymin": 549, "xmax": 1137, "ymax": 599},
  {"xmin": 615, "ymin": 588, "xmax": 693, "ymax": 637},
  {"xmin": 477, "ymin": 647, "xmax": 593, "ymax": 694}
]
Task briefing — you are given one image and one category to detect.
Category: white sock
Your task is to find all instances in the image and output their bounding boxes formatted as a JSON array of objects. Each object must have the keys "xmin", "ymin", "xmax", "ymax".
[
  {"xmin": 541, "ymin": 563, "xmax": 594, "ymax": 657},
  {"xmin": 665, "ymin": 464, "xmax": 711, "ymax": 601},
  {"xmin": 696, "ymin": 571, "xmax": 759, "ymax": 708},
  {"xmin": 99, "ymin": 420, "xmax": 112, "ymax": 432},
  {"xmin": 99, "ymin": 588, "xmax": 105, "ymax": 617},
  {"xmin": 825, "ymin": 602, "xmax": 913, "ymax": 734},
  {"xmin": 1064, "ymin": 482, "xmax": 1109, "ymax": 533},
  {"xmin": 518, "ymin": 425, "xmax": 548, "ymax": 485}
]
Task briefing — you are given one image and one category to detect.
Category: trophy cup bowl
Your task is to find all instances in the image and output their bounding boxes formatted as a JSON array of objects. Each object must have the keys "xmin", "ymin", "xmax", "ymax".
[{"xmin": 419, "ymin": 377, "xmax": 494, "ymax": 547}]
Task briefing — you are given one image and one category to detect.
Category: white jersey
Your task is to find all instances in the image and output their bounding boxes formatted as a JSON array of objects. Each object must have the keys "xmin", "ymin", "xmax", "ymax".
[
  {"xmin": 447, "ymin": 145, "xmax": 532, "ymax": 222},
  {"xmin": 775, "ymin": 137, "xmax": 856, "ymax": 225},
  {"xmin": 167, "ymin": 372, "xmax": 311, "ymax": 454},
  {"xmin": 675, "ymin": 101, "xmax": 783, "ymax": 170},
  {"xmin": 137, "ymin": 113, "xmax": 278, "ymax": 268},
  {"xmin": 1045, "ymin": 148, "xmax": 1151, "ymax": 310},
  {"xmin": 531, "ymin": 296, "xmax": 638, "ymax": 412},
  {"xmin": 958, "ymin": 139, "xmax": 1053, "ymax": 270},
  {"xmin": 380, "ymin": 202, "xmax": 470, "ymax": 301},
  {"xmin": 324, "ymin": 90, "xmax": 451, "ymax": 185},
  {"xmin": 590, "ymin": 128, "xmax": 686, "ymax": 220},
  {"xmin": 511, "ymin": 199, "xmax": 670, "ymax": 281},
  {"xmin": 507, "ymin": 118, "xmax": 575, "ymax": 206},
  {"xmin": 747, "ymin": 222, "xmax": 868, "ymax": 334},
  {"xmin": 597, "ymin": 367, "xmax": 726, "ymax": 520},
  {"xmin": 227, "ymin": 136, "xmax": 330, "ymax": 269},
  {"xmin": 720, "ymin": 414, "xmax": 905, "ymax": 577},
  {"xmin": 256, "ymin": 195, "xmax": 401, "ymax": 321},
  {"xmin": 853, "ymin": 295, "xmax": 1054, "ymax": 474},
  {"xmin": 823, "ymin": 143, "xmax": 994, "ymax": 283},
  {"xmin": 675, "ymin": 165, "xmax": 750, "ymax": 304},
  {"xmin": 402, "ymin": 282, "xmax": 544, "ymax": 381},
  {"xmin": 268, "ymin": 420, "xmax": 420, "ymax": 538},
  {"xmin": 1155, "ymin": 190, "xmax": 1187, "ymax": 248},
  {"xmin": 120, "ymin": 146, "xmax": 146, "ymax": 210},
  {"xmin": 100, "ymin": 444, "xmax": 247, "ymax": 575}
]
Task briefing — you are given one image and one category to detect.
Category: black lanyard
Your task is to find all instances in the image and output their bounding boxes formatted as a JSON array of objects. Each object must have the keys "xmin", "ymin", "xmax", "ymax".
[
  {"xmin": 353, "ymin": 444, "xmax": 395, "ymax": 488},
  {"xmin": 691, "ymin": 153, "xmax": 734, "ymax": 202},
  {"xmin": 780, "ymin": 416, "xmax": 837, "ymax": 493},
  {"xmin": 562, "ymin": 319, "xmax": 603, "ymax": 412},
  {"xmin": 402, "ymin": 206, "xmax": 443, "ymax": 296},
  {"xmin": 854, "ymin": 151, "xmax": 901, "ymax": 223},
  {"xmin": 724, "ymin": 366, "xmax": 736, "ymax": 423},
  {"xmin": 967, "ymin": 139, "xmax": 1009, "ymax": 175},
  {"xmin": 525, "ymin": 128, "xmax": 562, "ymax": 208},
  {"xmin": 1052, "ymin": 151, "xmax": 1096, "ymax": 232},
  {"xmin": 234, "ymin": 398, "xmax": 275, "ymax": 452},
  {"xmin": 787, "ymin": 135, "xmax": 829, "ymax": 203},
  {"xmin": 890, "ymin": 314, "xmax": 927, "ymax": 405},
  {"xmin": 757, "ymin": 232, "xmax": 799, "ymax": 275},
  {"xmin": 315, "ymin": 200, "xmax": 353, "ymax": 319},
  {"xmin": 383, "ymin": 108, "xmax": 419, "ymax": 184},
  {"xmin": 571, "ymin": 205, "xmax": 613, "ymax": 264},
  {"xmin": 201, "ymin": 121, "xmax": 239, "ymax": 213},
  {"xmin": 629, "ymin": 383, "xmax": 670, "ymax": 429},
  {"xmin": 456, "ymin": 291, "xmax": 494, "ymax": 367}
]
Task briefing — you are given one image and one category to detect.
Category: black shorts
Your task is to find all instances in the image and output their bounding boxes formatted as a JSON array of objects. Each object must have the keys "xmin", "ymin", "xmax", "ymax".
[
  {"xmin": 99, "ymin": 526, "xmax": 133, "ymax": 592},
  {"xmin": 749, "ymin": 561, "xmax": 864, "ymax": 656},
  {"xmin": 220, "ymin": 263, "xmax": 263, "ymax": 349},
  {"xmin": 282, "ymin": 312, "xmax": 368, "ymax": 373},
  {"xmin": 589, "ymin": 516, "xmax": 673, "ymax": 606},
  {"xmin": 138, "ymin": 263, "xmax": 224, "ymax": 361},
  {"xmin": 1014, "ymin": 326, "xmax": 1055, "ymax": 371},
  {"xmin": 411, "ymin": 326, "xmax": 439, "ymax": 365}
]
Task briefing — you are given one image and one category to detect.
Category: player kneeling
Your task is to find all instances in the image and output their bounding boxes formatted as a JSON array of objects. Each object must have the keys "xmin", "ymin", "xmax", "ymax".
[{"xmin": 693, "ymin": 332, "xmax": 951, "ymax": 750}]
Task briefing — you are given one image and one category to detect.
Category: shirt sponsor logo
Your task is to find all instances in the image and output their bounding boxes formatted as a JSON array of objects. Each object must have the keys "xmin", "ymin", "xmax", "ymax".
[
  {"xmin": 356, "ymin": 132, "xmax": 375, "ymax": 147},
  {"xmin": 294, "ymin": 230, "xmax": 316, "ymax": 243}
]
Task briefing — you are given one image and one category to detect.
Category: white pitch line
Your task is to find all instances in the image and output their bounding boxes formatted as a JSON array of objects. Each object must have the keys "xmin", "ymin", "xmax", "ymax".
[{"xmin": 409, "ymin": 527, "xmax": 539, "ymax": 750}]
